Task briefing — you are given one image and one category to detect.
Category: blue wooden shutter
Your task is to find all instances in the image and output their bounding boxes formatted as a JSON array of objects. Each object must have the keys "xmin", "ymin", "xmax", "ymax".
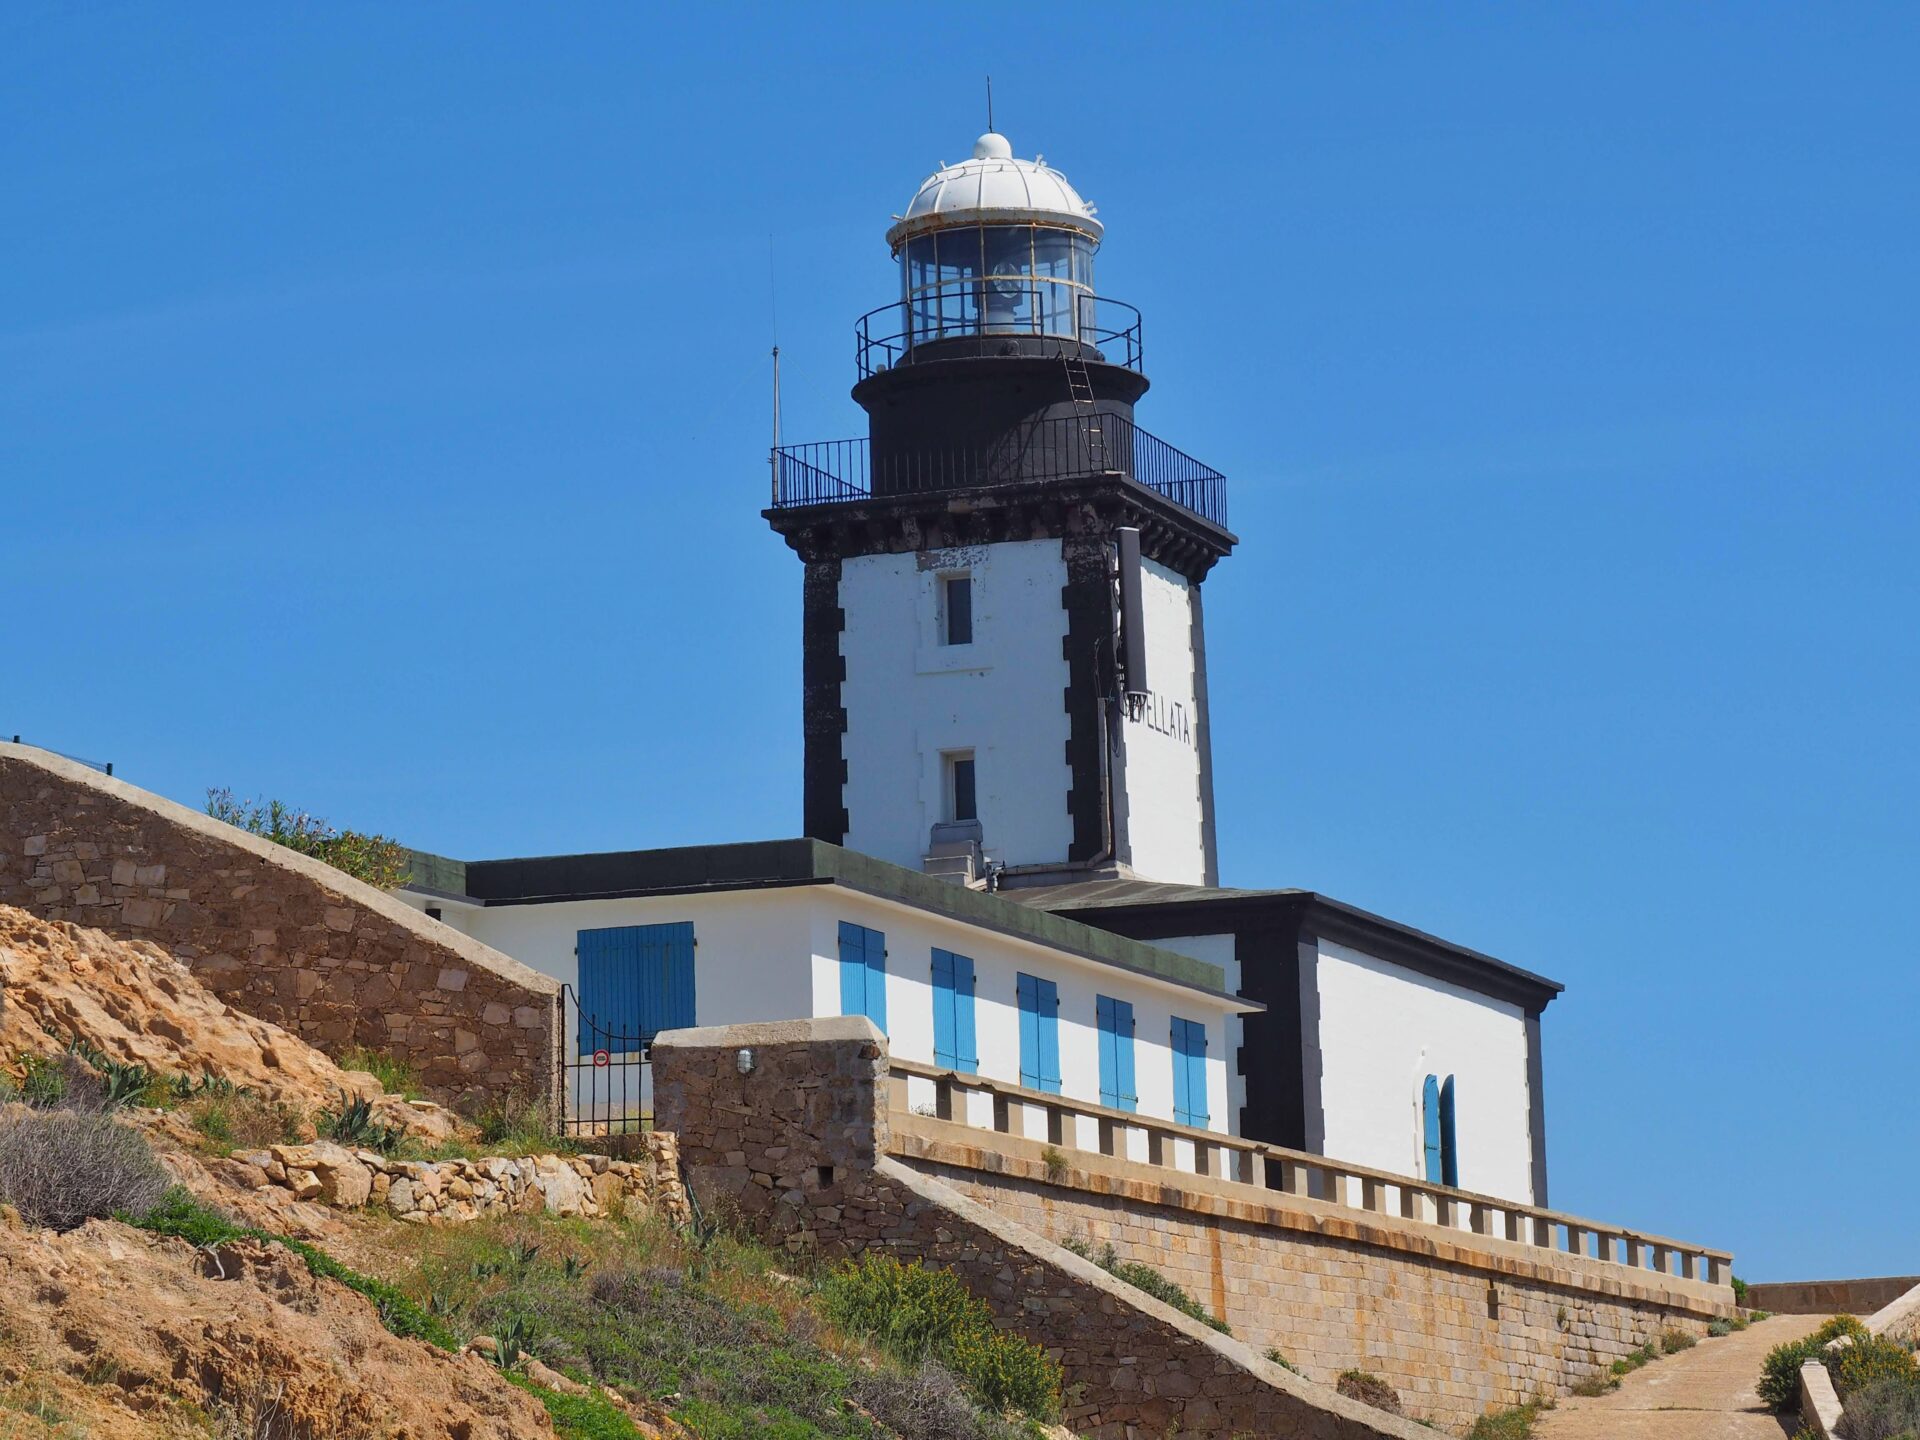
[
  {"xmin": 1097, "ymin": 996, "xmax": 1136, "ymax": 1111},
  {"xmin": 1439, "ymin": 1074, "xmax": 1460, "ymax": 1187},
  {"xmin": 576, "ymin": 923, "xmax": 696, "ymax": 1054},
  {"xmin": 1172, "ymin": 1018, "xmax": 1208, "ymax": 1127},
  {"xmin": 956, "ymin": 952, "xmax": 983, "ymax": 1075},
  {"xmin": 1017, "ymin": 973, "xmax": 1060, "ymax": 1093},
  {"xmin": 838, "ymin": 922, "xmax": 886, "ymax": 1031},
  {"xmin": 1422, "ymin": 1074, "xmax": 1443, "ymax": 1183}
]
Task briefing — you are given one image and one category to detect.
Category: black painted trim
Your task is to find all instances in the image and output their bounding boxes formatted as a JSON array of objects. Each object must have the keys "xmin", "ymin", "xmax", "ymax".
[
  {"xmin": 1297, "ymin": 928, "xmax": 1326, "ymax": 1153},
  {"xmin": 1525, "ymin": 1011, "xmax": 1549, "ymax": 1207},
  {"xmin": 1061, "ymin": 536, "xmax": 1114, "ymax": 863},
  {"xmin": 1189, "ymin": 582, "xmax": 1220, "ymax": 887},
  {"xmin": 801, "ymin": 557, "xmax": 847, "ymax": 845}
]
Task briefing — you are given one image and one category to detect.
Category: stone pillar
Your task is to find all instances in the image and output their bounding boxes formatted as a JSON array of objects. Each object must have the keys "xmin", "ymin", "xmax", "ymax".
[{"xmin": 651, "ymin": 1016, "xmax": 889, "ymax": 1248}]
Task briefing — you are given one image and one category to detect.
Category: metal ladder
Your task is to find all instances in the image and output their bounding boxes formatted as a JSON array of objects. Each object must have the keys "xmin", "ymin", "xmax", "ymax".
[{"xmin": 1062, "ymin": 353, "xmax": 1110, "ymax": 473}]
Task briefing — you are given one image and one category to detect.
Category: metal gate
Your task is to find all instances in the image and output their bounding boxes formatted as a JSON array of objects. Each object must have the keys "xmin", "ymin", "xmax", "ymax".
[{"xmin": 557, "ymin": 982, "xmax": 652, "ymax": 1137}]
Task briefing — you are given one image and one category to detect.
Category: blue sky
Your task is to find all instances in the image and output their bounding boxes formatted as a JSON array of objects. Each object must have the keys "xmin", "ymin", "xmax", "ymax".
[{"xmin": 3, "ymin": 5, "xmax": 1915, "ymax": 1281}]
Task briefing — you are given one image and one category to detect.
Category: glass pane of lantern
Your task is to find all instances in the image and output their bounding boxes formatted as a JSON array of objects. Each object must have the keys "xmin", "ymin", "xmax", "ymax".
[{"xmin": 980, "ymin": 226, "xmax": 1031, "ymax": 332}]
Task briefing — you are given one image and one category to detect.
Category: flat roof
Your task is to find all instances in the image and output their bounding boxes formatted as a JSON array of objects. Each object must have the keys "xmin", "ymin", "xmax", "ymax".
[
  {"xmin": 404, "ymin": 839, "xmax": 1259, "ymax": 1010},
  {"xmin": 1002, "ymin": 876, "xmax": 1565, "ymax": 1011}
]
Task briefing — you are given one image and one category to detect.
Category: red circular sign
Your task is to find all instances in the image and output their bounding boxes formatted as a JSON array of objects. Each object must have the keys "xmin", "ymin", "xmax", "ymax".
[{"xmin": 592, "ymin": 1049, "xmax": 611, "ymax": 1069}]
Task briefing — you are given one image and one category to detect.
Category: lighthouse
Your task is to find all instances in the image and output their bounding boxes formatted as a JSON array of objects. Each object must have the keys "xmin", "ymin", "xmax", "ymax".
[{"xmin": 767, "ymin": 129, "xmax": 1237, "ymax": 889}]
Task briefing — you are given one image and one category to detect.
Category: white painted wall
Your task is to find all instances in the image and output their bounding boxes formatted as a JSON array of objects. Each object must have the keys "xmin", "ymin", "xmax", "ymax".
[
  {"xmin": 1312, "ymin": 938, "xmax": 1535, "ymax": 1204},
  {"xmin": 1118, "ymin": 557, "xmax": 1207, "ymax": 884},
  {"xmin": 839, "ymin": 541, "xmax": 1073, "ymax": 872},
  {"xmin": 397, "ymin": 884, "xmax": 1240, "ymax": 1149}
]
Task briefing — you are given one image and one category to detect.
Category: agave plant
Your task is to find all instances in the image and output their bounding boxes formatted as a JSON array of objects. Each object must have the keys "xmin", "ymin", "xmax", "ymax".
[{"xmin": 316, "ymin": 1091, "xmax": 403, "ymax": 1154}]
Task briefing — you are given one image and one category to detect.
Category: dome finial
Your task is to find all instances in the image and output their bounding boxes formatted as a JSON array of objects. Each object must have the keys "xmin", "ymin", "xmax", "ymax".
[{"xmin": 973, "ymin": 131, "xmax": 1012, "ymax": 160}]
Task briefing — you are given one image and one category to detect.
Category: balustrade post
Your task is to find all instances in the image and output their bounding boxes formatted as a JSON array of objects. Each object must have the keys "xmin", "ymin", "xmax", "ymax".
[
  {"xmin": 1098, "ymin": 1116, "xmax": 1117, "ymax": 1158},
  {"xmin": 1282, "ymin": 1159, "xmax": 1311, "ymax": 1198},
  {"xmin": 1652, "ymin": 1246, "xmax": 1673, "ymax": 1277},
  {"xmin": 991, "ymin": 1093, "xmax": 1010, "ymax": 1136},
  {"xmin": 1147, "ymin": 1128, "xmax": 1166, "ymax": 1169},
  {"xmin": 1362, "ymin": 1176, "xmax": 1388, "ymax": 1214},
  {"xmin": 1529, "ymin": 1215, "xmax": 1554, "ymax": 1248},
  {"xmin": 1709, "ymin": 1255, "xmax": 1731, "ymax": 1288},
  {"xmin": 1503, "ymin": 1210, "xmax": 1524, "ymax": 1243},
  {"xmin": 1678, "ymin": 1251, "xmax": 1698, "ymax": 1282},
  {"xmin": 1626, "ymin": 1237, "xmax": 1647, "ymax": 1269},
  {"xmin": 1045, "ymin": 1104, "xmax": 1065, "ymax": 1147},
  {"xmin": 934, "ymin": 1076, "xmax": 954, "ymax": 1122},
  {"xmin": 889, "ymin": 1070, "xmax": 910, "ymax": 1114},
  {"xmin": 1469, "ymin": 1203, "xmax": 1492, "ymax": 1237}
]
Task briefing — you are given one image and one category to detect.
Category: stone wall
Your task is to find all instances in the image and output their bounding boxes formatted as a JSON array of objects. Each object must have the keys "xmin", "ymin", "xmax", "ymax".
[
  {"xmin": 899, "ymin": 1126, "xmax": 1726, "ymax": 1430},
  {"xmin": 0, "ymin": 744, "xmax": 560, "ymax": 1108},
  {"xmin": 225, "ymin": 1134, "xmax": 688, "ymax": 1227},
  {"xmin": 1744, "ymin": 1275, "xmax": 1920, "ymax": 1316},
  {"xmin": 654, "ymin": 1017, "xmax": 1434, "ymax": 1440}
]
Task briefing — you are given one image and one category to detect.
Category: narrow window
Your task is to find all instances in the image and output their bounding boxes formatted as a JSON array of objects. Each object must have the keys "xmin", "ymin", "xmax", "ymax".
[
  {"xmin": 1439, "ymin": 1075, "xmax": 1460, "ymax": 1187},
  {"xmin": 945, "ymin": 751, "xmax": 977, "ymax": 823},
  {"xmin": 1171, "ymin": 1017, "xmax": 1209, "ymax": 1127},
  {"xmin": 1096, "ymin": 995, "xmax": 1137, "ymax": 1112},
  {"xmin": 1016, "ymin": 973, "xmax": 1061, "ymax": 1094},
  {"xmin": 941, "ymin": 573, "xmax": 973, "ymax": 646},
  {"xmin": 931, "ymin": 949, "xmax": 978, "ymax": 1074},
  {"xmin": 837, "ymin": 920, "xmax": 887, "ymax": 1033}
]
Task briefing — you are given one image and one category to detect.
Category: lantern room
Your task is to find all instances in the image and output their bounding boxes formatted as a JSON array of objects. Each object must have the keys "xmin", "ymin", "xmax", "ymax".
[{"xmin": 885, "ymin": 132, "xmax": 1105, "ymax": 356}]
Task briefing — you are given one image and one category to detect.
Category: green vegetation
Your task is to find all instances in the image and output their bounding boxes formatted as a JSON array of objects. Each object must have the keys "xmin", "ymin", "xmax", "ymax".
[
  {"xmin": 205, "ymin": 787, "xmax": 410, "ymax": 890},
  {"xmin": 1731, "ymin": 1275, "xmax": 1750, "ymax": 1305},
  {"xmin": 1611, "ymin": 1340, "xmax": 1661, "ymax": 1377},
  {"xmin": 1336, "ymin": 1369, "xmax": 1403, "ymax": 1415},
  {"xmin": 1842, "ymin": 1373, "xmax": 1920, "ymax": 1440},
  {"xmin": 1263, "ymin": 1345, "xmax": 1300, "ymax": 1375},
  {"xmin": 1757, "ymin": 1315, "xmax": 1872, "ymax": 1410},
  {"xmin": 818, "ymin": 1252, "xmax": 1062, "ymax": 1420},
  {"xmin": 1061, "ymin": 1236, "xmax": 1231, "ymax": 1334},
  {"xmin": 1465, "ymin": 1400, "xmax": 1549, "ymax": 1440},
  {"xmin": 1661, "ymin": 1327, "xmax": 1698, "ymax": 1354},
  {"xmin": 316, "ymin": 1090, "xmax": 404, "ymax": 1154},
  {"xmin": 129, "ymin": 1188, "xmax": 456, "ymax": 1349},
  {"xmin": 337, "ymin": 1046, "xmax": 423, "ymax": 1101},
  {"xmin": 1707, "ymin": 1316, "xmax": 1749, "ymax": 1337},
  {"xmin": 1831, "ymin": 1335, "xmax": 1920, "ymax": 1401},
  {"xmin": 509, "ymin": 1376, "xmax": 644, "ymax": 1439}
]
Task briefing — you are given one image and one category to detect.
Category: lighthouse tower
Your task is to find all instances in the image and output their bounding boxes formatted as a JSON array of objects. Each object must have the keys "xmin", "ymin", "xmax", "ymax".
[{"xmin": 767, "ymin": 130, "xmax": 1235, "ymax": 888}]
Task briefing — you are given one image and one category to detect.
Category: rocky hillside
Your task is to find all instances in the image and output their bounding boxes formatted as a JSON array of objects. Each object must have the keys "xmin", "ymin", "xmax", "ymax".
[{"xmin": 0, "ymin": 909, "xmax": 1070, "ymax": 1440}]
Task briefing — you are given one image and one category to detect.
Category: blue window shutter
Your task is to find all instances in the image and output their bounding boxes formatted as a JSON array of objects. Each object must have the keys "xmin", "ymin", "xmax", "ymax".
[
  {"xmin": 1422, "ymin": 1074, "xmax": 1443, "ymax": 1184},
  {"xmin": 1172, "ymin": 1018, "xmax": 1208, "ymax": 1127},
  {"xmin": 578, "ymin": 924, "xmax": 695, "ymax": 1053},
  {"xmin": 1035, "ymin": 978, "xmax": 1060, "ymax": 1094},
  {"xmin": 932, "ymin": 950, "xmax": 957, "ymax": 1068},
  {"xmin": 864, "ymin": 926, "xmax": 887, "ymax": 1033},
  {"xmin": 1017, "ymin": 973, "xmax": 1041, "ymax": 1089},
  {"xmin": 839, "ymin": 921, "xmax": 866, "ymax": 1021},
  {"xmin": 952, "ymin": 952, "xmax": 977, "ymax": 1073},
  {"xmin": 1439, "ymin": 1075, "xmax": 1459, "ymax": 1188},
  {"xmin": 1097, "ymin": 996, "xmax": 1136, "ymax": 1111}
]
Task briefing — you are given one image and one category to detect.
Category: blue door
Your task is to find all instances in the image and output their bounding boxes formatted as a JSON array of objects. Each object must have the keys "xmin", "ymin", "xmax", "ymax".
[
  {"xmin": 837, "ymin": 921, "xmax": 888, "ymax": 1032},
  {"xmin": 1096, "ymin": 995, "xmax": 1136, "ymax": 1111},
  {"xmin": 1170, "ymin": 1017, "xmax": 1210, "ymax": 1127},
  {"xmin": 1016, "ymin": 973, "xmax": 1061, "ymax": 1094},
  {"xmin": 575, "ymin": 923, "xmax": 695, "ymax": 1054},
  {"xmin": 931, "ymin": 949, "xmax": 978, "ymax": 1073},
  {"xmin": 1422, "ymin": 1074, "xmax": 1443, "ymax": 1183}
]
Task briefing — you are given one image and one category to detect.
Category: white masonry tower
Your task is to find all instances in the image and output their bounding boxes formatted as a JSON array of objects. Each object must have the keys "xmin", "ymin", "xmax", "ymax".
[{"xmin": 767, "ymin": 128, "xmax": 1236, "ymax": 889}]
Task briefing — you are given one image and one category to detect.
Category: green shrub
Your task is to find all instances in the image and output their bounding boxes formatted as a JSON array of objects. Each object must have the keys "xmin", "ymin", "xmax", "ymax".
[
  {"xmin": 189, "ymin": 1091, "xmax": 302, "ymax": 1153},
  {"xmin": 817, "ymin": 1253, "xmax": 1061, "ymax": 1419},
  {"xmin": 1570, "ymin": 1373, "xmax": 1617, "ymax": 1398},
  {"xmin": 1758, "ymin": 1317, "xmax": 1871, "ymax": 1410},
  {"xmin": 1843, "ymin": 1374, "xmax": 1920, "ymax": 1440},
  {"xmin": 1731, "ymin": 1275, "xmax": 1750, "ymax": 1305},
  {"xmin": 1708, "ymin": 1319, "xmax": 1734, "ymax": 1338},
  {"xmin": 1662, "ymin": 1327, "xmax": 1698, "ymax": 1354},
  {"xmin": 1264, "ymin": 1346, "xmax": 1300, "ymax": 1375},
  {"xmin": 478, "ymin": 1091, "xmax": 555, "ymax": 1149},
  {"xmin": 337, "ymin": 1047, "xmax": 422, "ymax": 1101},
  {"xmin": 0, "ymin": 1111, "xmax": 172, "ymax": 1229},
  {"xmin": 1062, "ymin": 1237, "xmax": 1230, "ymax": 1333},
  {"xmin": 508, "ymin": 1375, "xmax": 642, "ymax": 1439},
  {"xmin": 1832, "ymin": 1336, "xmax": 1920, "ymax": 1400},
  {"xmin": 316, "ymin": 1091, "xmax": 403, "ymax": 1153},
  {"xmin": 205, "ymin": 788, "xmax": 410, "ymax": 890},
  {"xmin": 129, "ymin": 1189, "xmax": 455, "ymax": 1349},
  {"xmin": 1465, "ymin": 1403, "xmax": 1545, "ymax": 1440}
]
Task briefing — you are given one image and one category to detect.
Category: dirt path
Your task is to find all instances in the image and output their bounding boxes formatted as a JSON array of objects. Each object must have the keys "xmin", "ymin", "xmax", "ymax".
[{"xmin": 1531, "ymin": 1314, "xmax": 1824, "ymax": 1439}]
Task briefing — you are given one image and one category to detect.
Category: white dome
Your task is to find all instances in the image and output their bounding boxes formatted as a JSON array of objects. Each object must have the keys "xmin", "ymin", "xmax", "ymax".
[{"xmin": 887, "ymin": 131, "xmax": 1101, "ymax": 250}]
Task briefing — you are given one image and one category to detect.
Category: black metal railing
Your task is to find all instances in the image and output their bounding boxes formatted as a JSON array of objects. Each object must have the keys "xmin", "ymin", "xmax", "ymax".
[
  {"xmin": 856, "ymin": 287, "xmax": 1144, "ymax": 379},
  {"xmin": 557, "ymin": 983, "xmax": 652, "ymax": 1137},
  {"xmin": 770, "ymin": 414, "xmax": 1228, "ymax": 530}
]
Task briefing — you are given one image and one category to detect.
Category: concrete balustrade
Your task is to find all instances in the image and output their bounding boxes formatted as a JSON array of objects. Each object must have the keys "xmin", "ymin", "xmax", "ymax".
[{"xmin": 892, "ymin": 1057, "xmax": 1733, "ymax": 1292}]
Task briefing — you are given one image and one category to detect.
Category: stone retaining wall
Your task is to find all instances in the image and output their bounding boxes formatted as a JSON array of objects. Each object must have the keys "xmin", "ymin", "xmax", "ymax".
[
  {"xmin": 655, "ymin": 1017, "xmax": 1433, "ymax": 1440},
  {"xmin": 225, "ymin": 1134, "xmax": 688, "ymax": 1227},
  {"xmin": 1744, "ymin": 1275, "xmax": 1920, "ymax": 1317},
  {"xmin": 0, "ymin": 744, "xmax": 560, "ymax": 1108},
  {"xmin": 897, "ymin": 1123, "xmax": 1728, "ymax": 1430}
]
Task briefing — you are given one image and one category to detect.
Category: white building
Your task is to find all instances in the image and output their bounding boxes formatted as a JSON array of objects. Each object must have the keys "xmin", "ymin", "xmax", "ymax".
[{"xmin": 401, "ymin": 125, "xmax": 1564, "ymax": 1203}]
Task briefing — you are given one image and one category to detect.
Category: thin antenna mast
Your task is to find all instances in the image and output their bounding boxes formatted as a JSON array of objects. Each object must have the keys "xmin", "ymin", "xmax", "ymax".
[
  {"xmin": 986, "ymin": 75, "xmax": 994, "ymax": 133},
  {"xmin": 769, "ymin": 233, "xmax": 782, "ymax": 506}
]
